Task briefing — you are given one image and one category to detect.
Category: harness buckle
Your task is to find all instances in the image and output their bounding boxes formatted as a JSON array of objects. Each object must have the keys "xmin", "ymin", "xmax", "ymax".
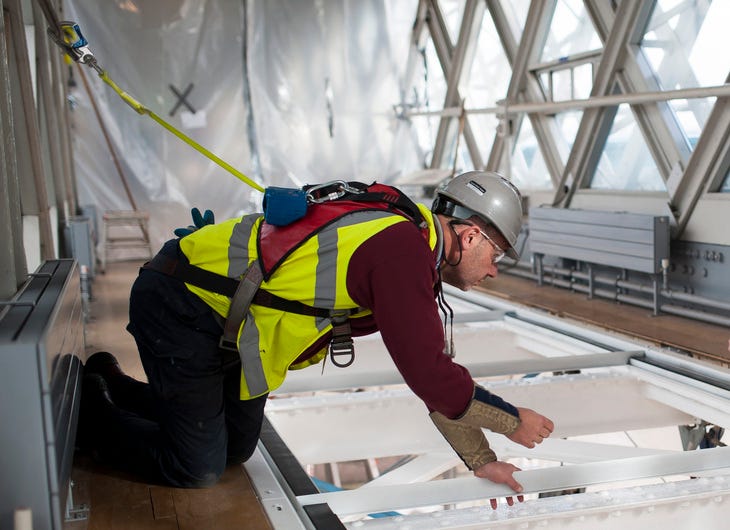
[
  {"xmin": 219, "ymin": 337, "xmax": 239, "ymax": 352},
  {"xmin": 329, "ymin": 336, "xmax": 355, "ymax": 368},
  {"xmin": 329, "ymin": 316, "xmax": 355, "ymax": 368}
]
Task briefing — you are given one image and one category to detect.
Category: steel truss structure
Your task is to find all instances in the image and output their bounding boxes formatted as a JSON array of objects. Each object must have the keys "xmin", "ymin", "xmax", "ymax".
[
  {"xmin": 244, "ymin": 286, "xmax": 730, "ymax": 529},
  {"xmin": 402, "ymin": 0, "xmax": 730, "ymax": 229}
]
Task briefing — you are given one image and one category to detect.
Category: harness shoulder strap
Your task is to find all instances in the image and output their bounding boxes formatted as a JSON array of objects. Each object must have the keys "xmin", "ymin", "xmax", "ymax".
[
  {"xmin": 219, "ymin": 261, "xmax": 264, "ymax": 351},
  {"xmin": 343, "ymin": 183, "xmax": 427, "ymax": 230}
]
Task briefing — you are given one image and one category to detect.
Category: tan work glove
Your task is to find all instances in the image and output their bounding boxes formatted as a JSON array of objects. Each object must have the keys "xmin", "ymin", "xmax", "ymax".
[{"xmin": 430, "ymin": 398, "xmax": 521, "ymax": 470}]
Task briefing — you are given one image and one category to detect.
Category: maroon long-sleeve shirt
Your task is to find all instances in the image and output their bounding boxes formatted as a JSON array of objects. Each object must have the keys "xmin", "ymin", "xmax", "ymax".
[
  {"xmin": 292, "ymin": 219, "xmax": 472, "ymax": 419},
  {"xmin": 291, "ymin": 216, "xmax": 519, "ymax": 420}
]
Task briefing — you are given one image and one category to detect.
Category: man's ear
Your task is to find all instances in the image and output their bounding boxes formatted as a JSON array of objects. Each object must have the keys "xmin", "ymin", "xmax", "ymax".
[{"xmin": 460, "ymin": 225, "xmax": 480, "ymax": 250}]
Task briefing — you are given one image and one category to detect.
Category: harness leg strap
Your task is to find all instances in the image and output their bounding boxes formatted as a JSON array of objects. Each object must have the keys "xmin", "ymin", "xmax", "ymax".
[{"xmin": 329, "ymin": 317, "xmax": 355, "ymax": 368}]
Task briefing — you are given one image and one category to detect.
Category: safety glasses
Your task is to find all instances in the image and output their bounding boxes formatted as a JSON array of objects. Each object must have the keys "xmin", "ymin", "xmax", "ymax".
[{"xmin": 476, "ymin": 228, "xmax": 505, "ymax": 263}]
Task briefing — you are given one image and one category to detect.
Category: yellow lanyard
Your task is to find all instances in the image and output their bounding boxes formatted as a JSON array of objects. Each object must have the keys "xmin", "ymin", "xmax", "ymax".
[
  {"xmin": 98, "ymin": 71, "xmax": 265, "ymax": 193},
  {"xmin": 50, "ymin": 21, "xmax": 264, "ymax": 192}
]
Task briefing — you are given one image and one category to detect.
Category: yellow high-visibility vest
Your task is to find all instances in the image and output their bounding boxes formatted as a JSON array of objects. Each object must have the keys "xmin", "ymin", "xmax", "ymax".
[{"xmin": 179, "ymin": 203, "xmax": 437, "ymax": 399}]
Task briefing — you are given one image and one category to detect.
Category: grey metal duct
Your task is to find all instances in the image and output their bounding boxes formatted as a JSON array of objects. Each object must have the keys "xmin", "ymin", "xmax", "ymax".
[{"xmin": 0, "ymin": 260, "xmax": 85, "ymax": 529}]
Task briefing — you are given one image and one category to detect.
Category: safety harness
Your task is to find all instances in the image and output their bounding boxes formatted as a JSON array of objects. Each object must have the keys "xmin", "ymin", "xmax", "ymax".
[{"xmin": 145, "ymin": 181, "xmax": 429, "ymax": 368}]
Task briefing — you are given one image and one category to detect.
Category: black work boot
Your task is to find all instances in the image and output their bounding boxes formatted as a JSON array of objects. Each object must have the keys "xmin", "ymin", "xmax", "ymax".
[
  {"xmin": 76, "ymin": 373, "xmax": 115, "ymax": 452},
  {"xmin": 84, "ymin": 351, "xmax": 156, "ymax": 420},
  {"xmin": 84, "ymin": 351, "xmax": 127, "ymax": 379}
]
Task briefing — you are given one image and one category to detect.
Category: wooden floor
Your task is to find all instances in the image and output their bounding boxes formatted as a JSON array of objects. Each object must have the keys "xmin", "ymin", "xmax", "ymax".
[
  {"xmin": 477, "ymin": 272, "xmax": 730, "ymax": 365},
  {"xmin": 65, "ymin": 259, "xmax": 730, "ymax": 529},
  {"xmin": 65, "ymin": 260, "xmax": 274, "ymax": 530},
  {"xmin": 66, "ymin": 456, "xmax": 269, "ymax": 529}
]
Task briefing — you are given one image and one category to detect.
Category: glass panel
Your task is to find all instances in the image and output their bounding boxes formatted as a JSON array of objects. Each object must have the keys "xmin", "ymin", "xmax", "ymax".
[
  {"xmin": 641, "ymin": 0, "xmax": 730, "ymax": 145},
  {"xmin": 541, "ymin": 58, "xmax": 594, "ymax": 101},
  {"xmin": 420, "ymin": 37, "xmax": 448, "ymax": 116},
  {"xmin": 721, "ymin": 168, "xmax": 730, "ymax": 193},
  {"xmin": 541, "ymin": 0, "xmax": 601, "ymax": 63},
  {"xmin": 427, "ymin": 119, "xmax": 474, "ymax": 174},
  {"xmin": 463, "ymin": 9, "xmax": 511, "ymax": 106},
  {"xmin": 452, "ymin": 126, "xmax": 474, "ymax": 174},
  {"xmin": 498, "ymin": 0, "xmax": 531, "ymax": 40},
  {"xmin": 590, "ymin": 104, "xmax": 665, "ymax": 191},
  {"xmin": 507, "ymin": 115, "xmax": 553, "ymax": 190},
  {"xmin": 461, "ymin": 8, "xmax": 513, "ymax": 162},
  {"xmin": 442, "ymin": 0, "xmax": 466, "ymax": 43},
  {"xmin": 643, "ymin": 0, "xmax": 730, "ymax": 87},
  {"xmin": 406, "ymin": 33, "xmax": 448, "ymax": 167},
  {"xmin": 551, "ymin": 69, "xmax": 573, "ymax": 101},
  {"xmin": 671, "ymin": 97, "xmax": 714, "ymax": 148},
  {"xmin": 555, "ymin": 110, "xmax": 582, "ymax": 155},
  {"xmin": 466, "ymin": 113, "xmax": 500, "ymax": 169},
  {"xmin": 572, "ymin": 63, "xmax": 593, "ymax": 100}
]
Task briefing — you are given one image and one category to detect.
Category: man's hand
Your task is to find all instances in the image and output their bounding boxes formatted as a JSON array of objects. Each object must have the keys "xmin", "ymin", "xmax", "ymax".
[
  {"xmin": 474, "ymin": 460, "xmax": 525, "ymax": 509},
  {"xmin": 506, "ymin": 407, "xmax": 554, "ymax": 448}
]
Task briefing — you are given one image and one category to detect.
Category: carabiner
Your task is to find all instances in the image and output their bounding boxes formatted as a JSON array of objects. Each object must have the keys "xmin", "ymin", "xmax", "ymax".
[
  {"xmin": 306, "ymin": 180, "xmax": 363, "ymax": 204},
  {"xmin": 48, "ymin": 21, "xmax": 103, "ymax": 75}
]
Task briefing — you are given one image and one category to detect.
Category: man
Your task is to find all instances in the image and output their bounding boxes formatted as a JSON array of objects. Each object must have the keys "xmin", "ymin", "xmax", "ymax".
[{"xmin": 80, "ymin": 170, "xmax": 553, "ymax": 495}]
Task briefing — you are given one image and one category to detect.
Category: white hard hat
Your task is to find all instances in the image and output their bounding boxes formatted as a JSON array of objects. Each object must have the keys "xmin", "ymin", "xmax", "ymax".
[{"xmin": 432, "ymin": 171, "xmax": 523, "ymax": 260}]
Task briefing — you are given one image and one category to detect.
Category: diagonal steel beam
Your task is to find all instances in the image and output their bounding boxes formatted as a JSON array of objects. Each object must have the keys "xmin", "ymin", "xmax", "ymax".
[
  {"xmin": 585, "ymin": 0, "xmax": 690, "ymax": 194},
  {"xmin": 427, "ymin": 0, "xmax": 484, "ymax": 170},
  {"xmin": 668, "ymin": 73, "xmax": 730, "ymax": 237},
  {"xmin": 554, "ymin": 1, "xmax": 648, "ymax": 207},
  {"xmin": 486, "ymin": 0, "xmax": 564, "ymax": 186}
]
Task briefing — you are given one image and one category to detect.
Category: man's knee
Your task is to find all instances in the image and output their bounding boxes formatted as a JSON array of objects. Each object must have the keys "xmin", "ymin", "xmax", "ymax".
[
  {"xmin": 167, "ymin": 462, "xmax": 224, "ymax": 488},
  {"xmin": 227, "ymin": 442, "xmax": 258, "ymax": 465},
  {"xmin": 178, "ymin": 470, "xmax": 222, "ymax": 488}
]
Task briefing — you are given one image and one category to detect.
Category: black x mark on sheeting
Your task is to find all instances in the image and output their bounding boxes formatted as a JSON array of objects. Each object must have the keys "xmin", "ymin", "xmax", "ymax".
[{"xmin": 169, "ymin": 83, "xmax": 196, "ymax": 116}]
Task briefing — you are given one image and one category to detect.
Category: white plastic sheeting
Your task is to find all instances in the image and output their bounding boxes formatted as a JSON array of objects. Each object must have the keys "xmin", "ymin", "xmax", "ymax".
[{"xmin": 64, "ymin": 0, "xmax": 421, "ymax": 249}]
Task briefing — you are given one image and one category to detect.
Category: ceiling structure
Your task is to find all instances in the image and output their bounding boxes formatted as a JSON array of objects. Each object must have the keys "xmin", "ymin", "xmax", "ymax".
[
  {"xmin": 391, "ymin": 0, "xmax": 730, "ymax": 332},
  {"xmin": 398, "ymin": 0, "xmax": 730, "ymax": 242}
]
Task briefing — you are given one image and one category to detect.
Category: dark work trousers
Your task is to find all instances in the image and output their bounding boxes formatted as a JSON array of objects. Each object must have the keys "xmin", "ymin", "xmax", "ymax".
[{"xmin": 98, "ymin": 262, "xmax": 267, "ymax": 488}]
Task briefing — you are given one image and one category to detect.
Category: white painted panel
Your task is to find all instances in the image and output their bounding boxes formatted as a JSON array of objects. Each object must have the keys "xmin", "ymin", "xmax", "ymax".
[{"xmin": 266, "ymin": 370, "xmax": 694, "ymax": 464}]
